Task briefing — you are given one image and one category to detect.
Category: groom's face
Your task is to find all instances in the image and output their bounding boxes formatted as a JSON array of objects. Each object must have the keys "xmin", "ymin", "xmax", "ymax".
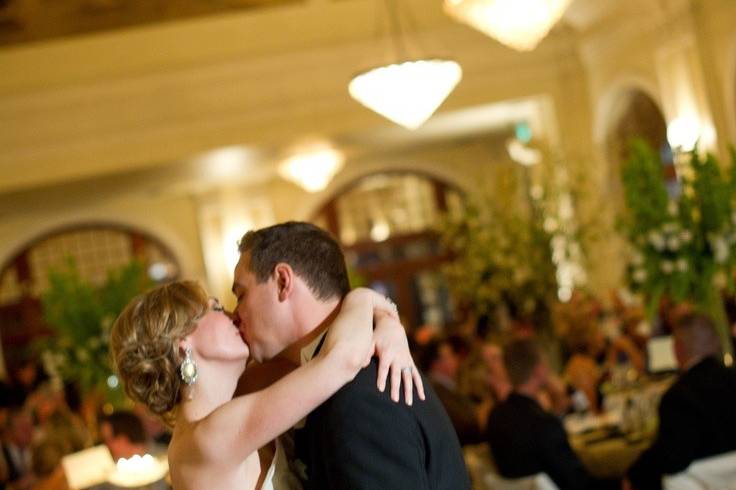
[{"xmin": 232, "ymin": 252, "xmax": 289, "ymax": 363}]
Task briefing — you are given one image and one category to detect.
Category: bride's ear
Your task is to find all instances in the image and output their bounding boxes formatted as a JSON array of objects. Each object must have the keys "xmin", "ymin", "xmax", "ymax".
[
  {"xmin": 273, "ymin": 263, "xmax": 294, "ymax": 302},
  {"xmin": 178, "ymin": 338, "xmax": 192, "ymax": 357}
]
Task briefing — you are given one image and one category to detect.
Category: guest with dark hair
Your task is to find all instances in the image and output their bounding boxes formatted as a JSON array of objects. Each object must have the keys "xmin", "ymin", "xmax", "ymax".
[
  {"xmin": 92, "ymin": 411, "xmax": 167, "ymax": 489},
  {"xmin": 625, "ymin": 313, "xmax": 736, "ymax": 490},
  {"xmin": 99, "ymin": 411, "xmax": 151, "ymax": 461},
  {"xmin": 486, "ymin": 339, "xmax": 615, "ymax": 490},
  {"xmin": 421, "ymin": 337, "xmax": 486, "ymax": 446}
]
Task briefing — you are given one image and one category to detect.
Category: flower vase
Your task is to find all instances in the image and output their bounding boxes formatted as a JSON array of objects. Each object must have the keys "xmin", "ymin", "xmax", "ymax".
[{"xmin": 700, "ymin": 284, "xmax": 734, "ymax": 365}]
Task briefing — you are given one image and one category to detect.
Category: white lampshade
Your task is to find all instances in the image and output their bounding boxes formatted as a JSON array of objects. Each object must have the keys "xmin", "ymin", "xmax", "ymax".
[
  {"xmin": 348, "ymin": 59, "xmax": 462, "ymax": 130},
  {"xmin": 444, "ymin": 0, "xmax": 572, "ymax": 51}
]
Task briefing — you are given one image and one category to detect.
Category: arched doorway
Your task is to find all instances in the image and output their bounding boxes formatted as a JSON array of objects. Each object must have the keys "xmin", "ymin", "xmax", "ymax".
[
  {"xmin": 605, "ymin": 89, "xmax": 676, "ymax": 198},
  {"xmin": 0, "ymin": 223, "xmax": 179, "ymax": 376},
  {"xmin": 311, "ymin": 172, "xmax": 465, "ymax": 331}
]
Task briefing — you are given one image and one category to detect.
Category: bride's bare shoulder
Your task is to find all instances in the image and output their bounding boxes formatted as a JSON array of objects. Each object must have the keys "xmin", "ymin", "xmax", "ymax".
[{"xmin": 168, "ymin": 423, "xmax": 207, "ymax": 465}]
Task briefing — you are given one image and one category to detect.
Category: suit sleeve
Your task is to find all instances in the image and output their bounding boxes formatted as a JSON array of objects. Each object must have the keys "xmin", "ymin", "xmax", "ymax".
[
  {"xmin": 628, "ymin": 389, "xmax": 701, "ymax": 489},
  {"xmin": 313, "ymin": 371, "xmax": 431, "ymax": 490},
  {"xmin": 538, "ymin": 419, "xmax": 590, "ymax": 490}
]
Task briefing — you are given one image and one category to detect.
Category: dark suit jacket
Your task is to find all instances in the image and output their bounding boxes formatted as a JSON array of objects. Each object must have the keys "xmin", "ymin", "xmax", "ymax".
[
  {"xmin": 486, "ymin": 393, "xmax": 592, "ymax": 490},
  {"xmin": 295, "ymin": 357, "xmax": 471, "ymax": 490},
  {"xmin": 628, "ymin": 356, "xmax": 736, "ymax": 490}
]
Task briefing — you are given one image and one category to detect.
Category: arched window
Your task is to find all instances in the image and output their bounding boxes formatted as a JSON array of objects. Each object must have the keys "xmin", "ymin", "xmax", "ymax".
[
  {"xmin": 0, "ymin": 224, "xmax": 179, "ymax": 372},
  {"xmin": 605, "ymin": 89, "xmax": 677, "ymax": 197},
  {"xmin": 312, "ymin": 172, "xmax": 465, "ymax": 330}
]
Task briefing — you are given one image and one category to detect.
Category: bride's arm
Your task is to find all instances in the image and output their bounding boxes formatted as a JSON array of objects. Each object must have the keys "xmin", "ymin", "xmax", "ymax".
[{"xmin": 194, "ymin": 288, "xmax": 398, "ymax": 462}]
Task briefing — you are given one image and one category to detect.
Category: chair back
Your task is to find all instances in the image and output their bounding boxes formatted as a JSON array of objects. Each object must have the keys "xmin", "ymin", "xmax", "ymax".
[{"xmin": 663, "ymin": 451, "xmax": 736, "ymax": 490}]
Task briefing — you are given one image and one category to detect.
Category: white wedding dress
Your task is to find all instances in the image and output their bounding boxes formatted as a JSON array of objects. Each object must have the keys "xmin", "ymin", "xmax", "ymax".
[{"xmin": 260, "ymin": 438, "xmax": 303, "ymax": 490}]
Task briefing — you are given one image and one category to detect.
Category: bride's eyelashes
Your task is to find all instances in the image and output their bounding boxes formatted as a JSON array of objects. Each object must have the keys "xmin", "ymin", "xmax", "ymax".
[{"xmin": 209, "ymin": 297, "xmax": 225, "ymax": 312}]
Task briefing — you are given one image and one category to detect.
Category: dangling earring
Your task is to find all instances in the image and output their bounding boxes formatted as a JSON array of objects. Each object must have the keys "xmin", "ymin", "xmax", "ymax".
[{"xmin": 180, "ymin": 347, "xmax": 198, "ymax": 387}]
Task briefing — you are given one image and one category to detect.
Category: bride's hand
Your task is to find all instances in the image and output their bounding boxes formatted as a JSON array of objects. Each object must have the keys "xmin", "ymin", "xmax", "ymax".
[{"xmin": 373, "ymin": 312, "xmax": 425, "ymax": 405}]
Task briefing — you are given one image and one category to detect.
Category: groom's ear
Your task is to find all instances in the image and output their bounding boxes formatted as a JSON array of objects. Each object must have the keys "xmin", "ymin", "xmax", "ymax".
[{"xmin": 273, "ymin": 263, "xmax": 294, "ymax": 301}]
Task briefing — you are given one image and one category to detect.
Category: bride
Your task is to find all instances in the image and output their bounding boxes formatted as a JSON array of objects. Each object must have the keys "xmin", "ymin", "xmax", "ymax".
[{"xmin": 110, "ymin": 280, "xmax": 421, "ymax": 490}]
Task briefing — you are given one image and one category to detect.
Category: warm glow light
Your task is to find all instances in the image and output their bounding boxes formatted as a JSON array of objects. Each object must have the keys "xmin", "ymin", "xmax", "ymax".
[
  {"xmin": 667, "ymin": 116, "xmax": 701, "ymax": 152},
  {"xmin": 223, "ymin": 220, "xmax": 253, "ymax": 272},
  {"xmin": 192, "ymin": 146, "xmax": 253, "ymax": 180},
  {"xmin": 444, "ymin": 0, "xmax": 572, "ymax": 51},
  {"xmin": 506, "ymin": 138, "xmax": 542, "ymax": 166},
  {"xmin": 370, "ymin": 220, "xmax": 391, "ymax": 242},
  {"xmin": 349, "ymin": 59, "xmax": 462, "ymax": 130},
  {"xmin": 278, "ymin": 145, "xmax": 345, "ymax": 192},
  {"xmin": 108, "ymin": 454, "xmax": 168, "ymax": 488}
]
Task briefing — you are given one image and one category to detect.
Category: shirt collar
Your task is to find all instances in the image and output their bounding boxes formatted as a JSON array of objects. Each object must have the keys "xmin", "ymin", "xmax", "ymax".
[{"xmin": 299, "ymin": 330, "xmax": 328, "ymax": 366}]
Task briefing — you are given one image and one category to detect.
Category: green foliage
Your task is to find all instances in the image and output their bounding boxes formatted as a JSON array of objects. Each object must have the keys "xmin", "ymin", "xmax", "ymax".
[
  {"xmin": 621, "ymin": 140, "xmax": 670, "ymax": 234},
  {"xmin": 40, "ymin": 260, "xmax": 152, "ymax": 403},
  {"xmin": 621, "ymin": 141, "xmax": 736, "ymax": 355},
  {"xmin": 439, "ymin": 186, "xmax": 558, "ymax": 325}
]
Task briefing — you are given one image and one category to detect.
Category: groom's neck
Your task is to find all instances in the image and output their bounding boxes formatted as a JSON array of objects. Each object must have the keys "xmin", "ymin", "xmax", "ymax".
[{"xmin": 279, "ymin": 297, "xmax": 342, "ymax": 365}]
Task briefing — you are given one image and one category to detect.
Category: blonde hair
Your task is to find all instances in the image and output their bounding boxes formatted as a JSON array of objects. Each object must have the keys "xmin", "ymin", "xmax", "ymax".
[{"xmin": 111, "ymin": 281, "xmax": 208, "ymax": 425}]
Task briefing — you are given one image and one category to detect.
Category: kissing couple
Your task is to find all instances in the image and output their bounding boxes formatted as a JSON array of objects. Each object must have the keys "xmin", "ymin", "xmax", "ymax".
[{"xmin": 112, "ymin": 221, "xmax": 470, "ymax": 489}]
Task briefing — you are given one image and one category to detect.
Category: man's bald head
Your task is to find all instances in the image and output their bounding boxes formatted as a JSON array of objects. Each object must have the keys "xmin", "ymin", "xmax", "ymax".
[{"xmin": 673, "ymin": 313, "xmax": 721, "ymax": 368}]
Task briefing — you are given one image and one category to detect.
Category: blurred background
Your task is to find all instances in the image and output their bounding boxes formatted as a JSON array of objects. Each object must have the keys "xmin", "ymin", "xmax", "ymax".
[{"xmin": 1, "ymin": 0, "xmax": 736, "ymax": 488}]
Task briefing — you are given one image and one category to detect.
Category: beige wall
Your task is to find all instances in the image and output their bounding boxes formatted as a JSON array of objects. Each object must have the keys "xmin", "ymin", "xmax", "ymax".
[
  {"xmin": 1, "ymin": 0, "xmax": 735, "ymax": 305},
  {"xmin": 0, "ymin": 190, "xmax": 207, "ymax": 284}
]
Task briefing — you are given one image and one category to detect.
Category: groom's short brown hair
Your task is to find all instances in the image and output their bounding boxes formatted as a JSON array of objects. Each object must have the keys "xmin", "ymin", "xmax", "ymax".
[{"xmin": 238, "ymin": 221, "xmax": 350, "ymax": 300}]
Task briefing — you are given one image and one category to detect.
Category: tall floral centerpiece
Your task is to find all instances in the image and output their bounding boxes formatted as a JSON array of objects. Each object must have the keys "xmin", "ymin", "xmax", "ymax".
[
  {"xmin": 621, "ymin": 140, "xmax": 736, "ymax": 360},
  {"xmin": 440, "ymin": 195, "xmax": 558, "ymax": 325},
  {"xmin": 40, "ymin": 260, "xmax": 153, "ymax": 406},
  {"xmin": 438, "ymin": 162, "xmax": 576, "ymax": 331}
]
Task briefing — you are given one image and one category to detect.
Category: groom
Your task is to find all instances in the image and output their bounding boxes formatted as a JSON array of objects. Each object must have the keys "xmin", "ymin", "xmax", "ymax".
[{"xmin": 232, "ymin": 221, "xmax": 470, "ymax": 489}]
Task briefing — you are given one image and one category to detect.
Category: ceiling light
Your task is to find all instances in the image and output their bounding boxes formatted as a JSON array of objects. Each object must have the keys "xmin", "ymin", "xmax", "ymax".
[
  {"xmin": 349, "ymin": 0, "xmax": 462, "ymax": 129},
  {"xmin": 349, "ymin": 59, "xmax": 462, "ymax": 130},
  {"xmin": 278, "ymin": 145, "xmax": 345, "ymax": 192},
  {"xmin": 192, "ymin": 146, "xmax": 253, "ymax": 180},
  {"xmin": 444, "ymin": 0, "xmax": 572, "ymax": 52}
]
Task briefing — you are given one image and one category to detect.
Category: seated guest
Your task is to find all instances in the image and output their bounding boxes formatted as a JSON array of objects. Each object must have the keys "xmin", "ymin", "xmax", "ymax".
[
  {"xmin": 93, "ymin": 411, "xmax": 167, "ymax": 490},
  {"xmin": 31, "ymin": 438, "xmax": 68, "ymax": 487},
  {"xmin": 1, "ymin": 407, "xmax": 34, "ymax": 490},
  {"xmin": 480, "ymin": 342, "xmax": 512, "ymax": 402},
  {"xmin": 99, "ymin": 411, "xmax": 155, "ymax": 461},
  {"xmin": 422, "ymin": 337, "xmax": 486, "ymax": 446},
  {"xmin": 563, "ymin": 327, "xmax": 606, "ymax": 413},
  {"xmin": 486, "ymin": 339, "xmax": 611, "ymax": 490},
  {"xmin": 608, "ymin": 307, "xmax": 647, "ymax": 374},
  {"xmin": 625, "ymin": 313, "xmax": 736, "ymax": 490}
]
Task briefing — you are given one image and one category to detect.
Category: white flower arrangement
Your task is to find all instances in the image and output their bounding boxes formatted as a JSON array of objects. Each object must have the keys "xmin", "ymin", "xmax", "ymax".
[
  {"xmin": 439, "ymin": 194, "xmax": 559, "ymax": 321},
  {"xmin": 621, "ymin": 141, "xmax": 736, "ymax": 357}
]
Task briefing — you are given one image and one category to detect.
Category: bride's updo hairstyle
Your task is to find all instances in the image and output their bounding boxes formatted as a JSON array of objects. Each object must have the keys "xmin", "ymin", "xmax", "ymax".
[{"xmin": 111, "ymin": 280, "xmax": 209, "ymax": 425}]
